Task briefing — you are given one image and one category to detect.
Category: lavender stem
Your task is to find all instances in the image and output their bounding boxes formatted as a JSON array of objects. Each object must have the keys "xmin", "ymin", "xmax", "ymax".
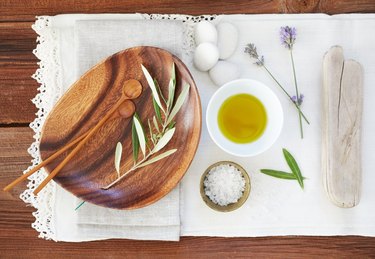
[
  {"xmin": 259, "ymin": 58, "xmax": 310, "ymax": 125},
  {"xmin": 290, "ymin": 50, "xmax": 304, "ymax": 138}
]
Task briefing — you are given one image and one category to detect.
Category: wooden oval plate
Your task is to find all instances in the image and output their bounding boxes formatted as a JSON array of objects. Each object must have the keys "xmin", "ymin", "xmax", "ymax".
[{"xmin": 40, "ymin": 46, "xmax": 201, "ymax": 209}]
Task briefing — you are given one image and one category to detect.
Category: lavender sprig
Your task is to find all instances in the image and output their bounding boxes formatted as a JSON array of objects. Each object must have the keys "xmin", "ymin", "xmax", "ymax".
[
  {"xmin": 280, "ymin": 26, "xmax": 296, "ymax": 50},
  {"xmin": 280, "ymin": 26, "xmax": 304, "ymax": 138},
  {"xmin": 291, "ymin": 94, "xmax": 304, "ymax": 106},
  {"xmin": 244, "ymin": 43, "xmax": 310, "ymax": 127}
]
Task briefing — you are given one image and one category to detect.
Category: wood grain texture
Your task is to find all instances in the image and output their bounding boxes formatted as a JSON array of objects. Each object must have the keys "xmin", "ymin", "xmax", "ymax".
[
  {"xmin": 39, "ymin": 47, "xmax": 201, "ymax": 209},
  {"xmin": 0, "ymin": 22, "xmax": 38, "ymax": 124},
  {"xmin": 0, "ymin": 0, "xmax": 279, "ymax": 22},
  {"xmin": 322, "ymin": 46, "xmax": 363, "ymax": 208},
  {"xmin": 1, "ymin": 0, "xmax": 375, "ymax": 22},
  {"xmin": 1, "ymin": 0, "xmax": 375, "ymax": 257}
]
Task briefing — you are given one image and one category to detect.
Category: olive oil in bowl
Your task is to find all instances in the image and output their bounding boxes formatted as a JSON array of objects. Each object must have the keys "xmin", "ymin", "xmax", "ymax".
[{"xmin": 218, "ymin": 94, "xmax": 267, "ymax": 143}]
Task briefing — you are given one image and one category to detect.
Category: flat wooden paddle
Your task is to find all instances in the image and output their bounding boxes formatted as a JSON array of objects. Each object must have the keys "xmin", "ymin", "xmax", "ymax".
[{"xmin": 322, "ymin": 46, "xmax": 363, "ymax": 208}]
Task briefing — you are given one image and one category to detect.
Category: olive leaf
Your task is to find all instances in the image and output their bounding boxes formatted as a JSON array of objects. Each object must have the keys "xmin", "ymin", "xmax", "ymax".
[
  {"xmin": 154, "ymin": 78, "xmax": 167, "ymax": 105},
  {"xmin": 152, "ymin": 97, "xmax": 162, "ymax": 123},
  {"xmin": 166, "ymin": 84, "xmax": 190, "ymax": 125},
  {"xmin": 114, "ymin": 142, "xmax": 122, "ymax": 178},
  {"xmin": 141, "ymin": 64, "xmax": 165, "ymax": 113},
  {"xmin": 138, "ymin": 149, "xmax": 177, "ymax": 168},
  {"xmin": 147, "ymin": 119, "xmax": 154, "ymax": 144},
  {"xmin": 283, "ymin": 148, "xmax": 304, "ymax": 189},
  {"xmin": 131, "ymin": 119, "xmax": 139, "ymax": 162},
  {"xmin": 75, "ymin": 201, "xmax": 85, "ymax": 211},
  {"xmin": 152, "ymin": 127, "xmax": 175, "ymax": 153},
  {"xmin": 167, "ymin": 63, "xmax": 176, "ymax": 111},
  {"xmin": 260, "ymin": 169, "xmax": 298, "ymax": 180},
  {"xmin": 153, "ymin": 116, "xmax": 160, "ymax": 133},
  {"xmin": 105, "ymin": 64, "xmax": 189, "ymax": 190},
  {"xmin": 259, "ymin": 148, "xmax": 305, "ymax": 190},
  {"xmin": 152, "ymin": 134, "xmax": 157, "ymax": 144},
  {"xmin": 168, "ymin": 121, "xmax": 176, "ymax": 130},
  {"xmin": 133, "ymin": 115, "xmax": 146, "ymax": 157}
]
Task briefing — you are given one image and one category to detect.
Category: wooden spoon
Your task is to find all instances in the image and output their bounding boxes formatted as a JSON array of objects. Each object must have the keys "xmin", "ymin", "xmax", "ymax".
[
  {"xmin": 33, "ymin": 79, "xmax": 142, "ymax": 195},
  {"xmin": 4, "ymin": 79, "xmax": 142, "ymax": 194},
  {"xmin": 3, "ymin": 100, "xmax": 136, "ymax": 192}
]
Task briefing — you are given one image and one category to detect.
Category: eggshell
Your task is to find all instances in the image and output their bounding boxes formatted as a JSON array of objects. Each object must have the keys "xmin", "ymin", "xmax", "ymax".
[
  {"xmin": 209, "ymin": 61, "xmax": 240, "ymax": 86},
  {"xmin": 194, "ymin": 21, "xmax": 218, "ymax": 45},
  {"xmin": 217, "ymin": 22, "xmax": 238, "ymax": 60},
  {"xmin": 194, "ymin": 43, "xmax": 219, "ymax": 72}
]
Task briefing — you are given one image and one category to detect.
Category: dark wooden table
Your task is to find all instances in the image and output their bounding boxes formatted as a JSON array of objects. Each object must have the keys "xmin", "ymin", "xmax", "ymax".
[{"xmin": 1, "ymin": 0, "xmax": 375, "ymax": 257}]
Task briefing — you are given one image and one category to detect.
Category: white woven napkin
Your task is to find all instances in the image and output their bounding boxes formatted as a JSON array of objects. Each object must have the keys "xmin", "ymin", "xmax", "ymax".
[{"xmin": 53, "ymin": 18, "xmax": 184, "ymax": 241}]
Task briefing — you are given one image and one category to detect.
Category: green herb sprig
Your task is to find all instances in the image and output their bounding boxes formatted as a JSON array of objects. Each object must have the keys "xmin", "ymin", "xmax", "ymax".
[
  {"xmin": 260, "ymin": 148, "xmax": 305, "ymax": 189},
  {"xmin": 244, "ymin": 26, "xmax": 310, "ymax": 139},
  {"xmin": 102, "ymin": 63, "xmax": 190, "ymax": 190}
]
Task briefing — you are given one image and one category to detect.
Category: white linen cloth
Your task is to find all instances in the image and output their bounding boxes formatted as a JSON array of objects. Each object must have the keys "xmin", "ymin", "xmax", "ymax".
[
  {"xmin": 182, "ymin": 14, "xmax": 375, "ymax": 237},
  {"xmin": 72, "ymin": 19, "xmax": 183, "ymax": 241},
  {"xmin": 27, "ymin": 13, "xmax": 375, "ymax": 242},
  {"xmin": 38, "ymin": 15, "xmax": 184, "ymax": 242}
]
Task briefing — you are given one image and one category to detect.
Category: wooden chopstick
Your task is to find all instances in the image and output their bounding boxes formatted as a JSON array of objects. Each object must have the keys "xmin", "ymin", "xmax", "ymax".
[
  {"xmin": 5, "ymin": 81, "xmax": 140, "ymax": 195},
  {"xmin": 33, "ymin": 95, "xmax": 127, "ymax": 195},
  {"xmin": 3, "ymin": 132, "xmax": 88, "ymax": 192}
]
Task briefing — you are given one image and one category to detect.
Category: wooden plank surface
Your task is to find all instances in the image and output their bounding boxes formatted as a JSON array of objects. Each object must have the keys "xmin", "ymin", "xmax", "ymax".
[
  {"xmin": 1, "ymin": 0, "xmax": 375, "ymax": 22},
  {"xmin": 0, "ymin": 22, "xmax": 38, "ymax": 124},
  {"xmin": 1, "ymin": 0, "xmax": 375, "ymax": 257}
]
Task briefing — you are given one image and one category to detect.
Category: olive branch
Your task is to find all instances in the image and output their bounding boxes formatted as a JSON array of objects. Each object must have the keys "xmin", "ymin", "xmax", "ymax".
[{"xmin": 102, "ymin": 63, "xmax": 190, "ymax": 190}]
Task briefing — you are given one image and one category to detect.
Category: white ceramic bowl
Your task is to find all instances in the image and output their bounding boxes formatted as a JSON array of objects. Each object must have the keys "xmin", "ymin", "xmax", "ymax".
[{"xmin": 206, "ymin": 79, "xmax": 283, "ymax": 157}]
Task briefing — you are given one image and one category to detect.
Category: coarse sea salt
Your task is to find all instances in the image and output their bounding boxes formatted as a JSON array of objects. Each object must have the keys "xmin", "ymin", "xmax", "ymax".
[{"xmin": 203, "ymin": 164, "xmax": 245, "ymax": 206}]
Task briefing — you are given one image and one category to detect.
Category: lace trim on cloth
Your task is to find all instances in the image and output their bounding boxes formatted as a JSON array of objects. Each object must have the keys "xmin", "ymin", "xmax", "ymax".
[
  {"xmin": 21, "ymin": 16, "xmax": 61, "ymax": 240},
  {"xmin": 141, "ymin": 13, "xmax": 217, "ymax": 65},
  {"xmin": 25, "ymin": 13, "xmax": 216, "ymax": 241}
]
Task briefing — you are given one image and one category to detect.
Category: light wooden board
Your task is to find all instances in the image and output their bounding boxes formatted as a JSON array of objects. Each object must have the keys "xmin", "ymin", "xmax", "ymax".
[{"xmin": 322, "ymin": 46, "xmax": 363, "ymax": 208}]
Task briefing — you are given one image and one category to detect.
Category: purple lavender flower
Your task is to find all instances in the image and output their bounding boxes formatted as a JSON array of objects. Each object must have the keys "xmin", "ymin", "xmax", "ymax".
[
  {"xmin": 244, "ymin": 43, "xmax": 264, "ymax": 66},
  {"xmin": 280, "ymin": 26, "xmax": 296, "ymax": 49},
  {"xmin": 244, "ymin": 26, "xmax": 309, "ymax": 139},
  {"xmin": 292, "ymin": 94, "xmax": 304, "ymax": 106}
]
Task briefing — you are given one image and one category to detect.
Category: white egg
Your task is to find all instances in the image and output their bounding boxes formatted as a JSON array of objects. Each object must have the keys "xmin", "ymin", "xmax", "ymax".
[
  {"xmin": 209, "ymin": 61, "xmax": 240, "ymax": 86},
  {"xmin": 194, "ymin": 21, "xmax": 218, "ymax": 45},
  {"xmin": 194, "ymin": 43, "xmax": 219, "ymax": 72},
  {"xmin": 217, "ymin": 22, "xmax": 238, "ymax": 60}
]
